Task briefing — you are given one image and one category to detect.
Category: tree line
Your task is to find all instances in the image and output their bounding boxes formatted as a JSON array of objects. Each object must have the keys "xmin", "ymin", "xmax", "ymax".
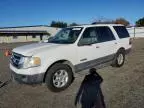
[{"xmin": 50, "ymin": 17, "xmax": 144, "ymax": 28}]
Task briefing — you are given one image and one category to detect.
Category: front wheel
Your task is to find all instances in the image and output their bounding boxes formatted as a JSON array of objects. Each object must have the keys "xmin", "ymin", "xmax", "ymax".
[{"xmin": 45, "ymin": 63, "xmax": 73, "ymax": 92}]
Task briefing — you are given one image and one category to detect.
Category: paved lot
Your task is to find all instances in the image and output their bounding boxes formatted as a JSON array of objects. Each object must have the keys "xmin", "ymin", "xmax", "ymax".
[{"xmin": 0, "ymin": 39, "xmax": 144, "ymax": 108}]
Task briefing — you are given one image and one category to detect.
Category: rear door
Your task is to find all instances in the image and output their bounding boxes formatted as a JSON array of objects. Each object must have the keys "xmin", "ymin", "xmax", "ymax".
[{"xmin": 94, "ymin": 26, "xmax": 118, "ymax": 62}]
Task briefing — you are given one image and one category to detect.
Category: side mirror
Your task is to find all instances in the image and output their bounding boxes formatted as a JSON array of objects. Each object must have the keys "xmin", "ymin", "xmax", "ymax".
[{"xmin": 39, "ymin": 36, "xmax": 54, "ymax": 43}]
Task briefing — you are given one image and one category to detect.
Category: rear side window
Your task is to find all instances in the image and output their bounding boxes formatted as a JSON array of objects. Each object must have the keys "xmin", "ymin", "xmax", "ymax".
[
  {"xmin": 114, "ymin": 26, "xmax": 130, "ymax": 38},
  {"xmin": 96, "ymin": 27, "xmax": 115, "ymax": 42}
]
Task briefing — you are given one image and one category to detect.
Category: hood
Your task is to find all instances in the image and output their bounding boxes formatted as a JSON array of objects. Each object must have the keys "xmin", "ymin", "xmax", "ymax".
[{"xmin": 13, "ymin": 42, "xmax": 65, "ymax": 56}]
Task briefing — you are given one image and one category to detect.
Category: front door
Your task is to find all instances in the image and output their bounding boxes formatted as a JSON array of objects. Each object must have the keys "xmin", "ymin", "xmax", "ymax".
[{"xmin": 76, "ymin": 27, "xmax": 100, "ymax": 71}]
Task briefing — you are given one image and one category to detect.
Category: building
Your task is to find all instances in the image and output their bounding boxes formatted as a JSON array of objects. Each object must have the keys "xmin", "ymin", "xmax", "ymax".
[{"xmin": 0, "ymin": 25, "xmax": 61, "ymax": 43}]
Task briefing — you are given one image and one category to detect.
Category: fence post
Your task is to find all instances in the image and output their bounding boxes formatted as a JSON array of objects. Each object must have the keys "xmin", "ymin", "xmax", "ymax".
[{"xmin": 134, "ymin": 27, "xmax": 135, "ymax": 38}]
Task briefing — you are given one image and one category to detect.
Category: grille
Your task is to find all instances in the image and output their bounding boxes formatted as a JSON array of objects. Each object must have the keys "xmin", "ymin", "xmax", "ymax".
[{"xmin": 11, "ymin": 52, "xmax": 23, "ymax": 68}]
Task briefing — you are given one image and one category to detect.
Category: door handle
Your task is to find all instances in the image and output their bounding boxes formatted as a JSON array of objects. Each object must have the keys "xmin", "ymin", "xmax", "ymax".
[{"xmin": 96, "ymin": 46, "xmax": 100, "ymax": 48}]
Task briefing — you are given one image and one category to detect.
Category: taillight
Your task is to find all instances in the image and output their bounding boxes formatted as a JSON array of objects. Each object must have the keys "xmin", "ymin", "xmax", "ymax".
[{"xmin": 129, "ymin": 38, "xmax": 132, "ymax": 45}]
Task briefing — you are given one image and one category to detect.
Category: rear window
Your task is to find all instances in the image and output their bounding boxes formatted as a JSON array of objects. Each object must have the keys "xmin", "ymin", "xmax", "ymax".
[{"xmin": 113, "ymin": 26, "xmax": 130, "ymax": 38}]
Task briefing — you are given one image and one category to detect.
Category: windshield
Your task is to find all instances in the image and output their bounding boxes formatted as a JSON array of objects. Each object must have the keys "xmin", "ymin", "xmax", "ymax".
[{"xmin": 48, "ymin": 27, "xmax": 83, "ymax": 44}]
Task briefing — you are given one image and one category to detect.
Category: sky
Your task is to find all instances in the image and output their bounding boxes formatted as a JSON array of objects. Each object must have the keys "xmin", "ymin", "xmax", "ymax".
[{"xmin": 0, "ymin": 0, "xmax": 143, "ymax": 27}]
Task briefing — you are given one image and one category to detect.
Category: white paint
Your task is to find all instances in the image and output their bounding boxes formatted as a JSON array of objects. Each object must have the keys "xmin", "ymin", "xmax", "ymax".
[
  {"xmin": 10, "ymin": 24, "xmax": 131, "ymax": 76},
  {"xmin": 72, "ymin": 28, "xmax": 82, "ymax": 30}
]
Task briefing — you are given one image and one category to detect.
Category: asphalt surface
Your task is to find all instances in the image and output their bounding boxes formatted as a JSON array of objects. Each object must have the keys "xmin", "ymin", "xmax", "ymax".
[{"xmin": 0, "ymin": 39, "xmax": 144, "ymax": 108}]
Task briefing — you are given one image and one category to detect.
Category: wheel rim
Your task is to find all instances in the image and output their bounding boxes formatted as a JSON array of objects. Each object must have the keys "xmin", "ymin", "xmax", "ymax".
[
  {"xmin": 53, "ymin": 70, "xmax": 69, "ymax": 88},
  {"xmin": 117, "ymin": 54, "xmax": 124, "ymax": 65}
]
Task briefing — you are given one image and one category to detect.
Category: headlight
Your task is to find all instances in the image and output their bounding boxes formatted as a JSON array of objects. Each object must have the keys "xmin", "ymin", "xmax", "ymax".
[{"xmin": 22, "ymin": 56, "xmax": 41, "ymax": 68}]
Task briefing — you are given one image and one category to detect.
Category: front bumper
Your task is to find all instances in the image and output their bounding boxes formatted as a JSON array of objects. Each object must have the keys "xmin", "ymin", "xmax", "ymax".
[
  {"xmin": 10, "ymin": 64, "xmax": 45, "ymax": 84},
  {"xmin": 11, "ymin": 71, "xmax": 45, "ymax": 84}
]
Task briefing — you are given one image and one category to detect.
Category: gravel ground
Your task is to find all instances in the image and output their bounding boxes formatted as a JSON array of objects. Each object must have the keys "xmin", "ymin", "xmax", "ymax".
[{"xmin": 0, "ymin": 39, "xmax": 144, "ymax": 108}]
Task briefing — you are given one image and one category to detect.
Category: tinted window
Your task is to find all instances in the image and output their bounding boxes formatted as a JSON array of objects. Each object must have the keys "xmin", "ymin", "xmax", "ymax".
[
  {"xmin": 114, "ymin": 26, "xmax": 130, "ymax": 38},
  {"xmin": 96, "ymin": 27, "xmax": 115, "ymax": 42},
  {"xmin": 78, "ymin": 27, "xmax": 98, "ymax": 45}
]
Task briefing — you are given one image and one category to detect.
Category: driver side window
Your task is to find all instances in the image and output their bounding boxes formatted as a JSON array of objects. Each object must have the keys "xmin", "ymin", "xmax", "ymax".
[{"xmin": 78, "ymin": 27, "xmax": 98, "ymax": 46}]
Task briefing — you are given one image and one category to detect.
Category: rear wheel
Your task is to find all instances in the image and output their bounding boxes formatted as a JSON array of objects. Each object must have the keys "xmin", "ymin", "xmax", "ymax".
[
  {"xmin": 112, "ymin": 50, "xmax": 125, "ymax": 67},
  {"xmin": 45, "ymin": 63, "xmax": 73, "ymax": 92}
]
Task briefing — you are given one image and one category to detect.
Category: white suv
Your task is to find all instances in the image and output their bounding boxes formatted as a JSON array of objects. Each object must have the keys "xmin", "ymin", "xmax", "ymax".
[{"xmin": 10, "ymin": 24, "xmax": 132, "ymax": 92}]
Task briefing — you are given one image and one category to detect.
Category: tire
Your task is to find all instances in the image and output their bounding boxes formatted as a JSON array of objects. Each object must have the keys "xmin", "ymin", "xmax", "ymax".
[
  {"xmin": 112, "ymin": 50, "xmax": 125, "ymax": 67},
  {"xmin": 45, "ymin": 63, "xmax": 73, "ymax": 92}
]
